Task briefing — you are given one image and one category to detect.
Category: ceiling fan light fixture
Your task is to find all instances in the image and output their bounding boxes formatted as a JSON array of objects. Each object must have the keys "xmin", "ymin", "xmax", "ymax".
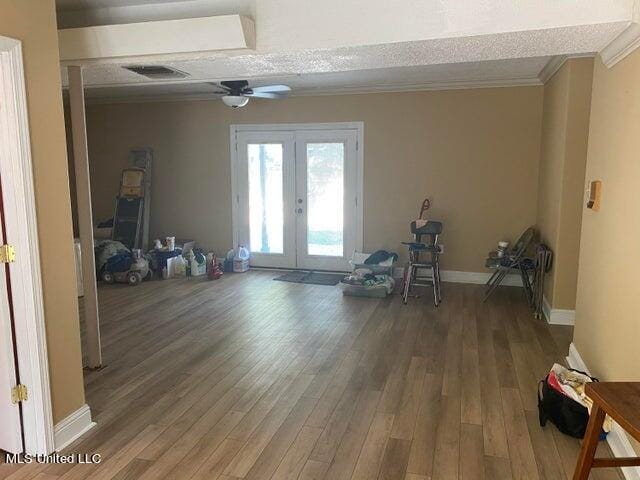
[{"xmin": 222, "ymin": 95, "xmax": 249, "ymax": 108}]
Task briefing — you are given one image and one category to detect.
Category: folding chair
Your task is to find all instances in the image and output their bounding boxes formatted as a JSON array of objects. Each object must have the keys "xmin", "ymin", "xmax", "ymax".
[
  {"xmin": 402, "ymin": 221, "xmax": 443, "ymax": 306},
  {"xmin": 483, "ymin": 227, "xmax": 536, "ymax": 302}
]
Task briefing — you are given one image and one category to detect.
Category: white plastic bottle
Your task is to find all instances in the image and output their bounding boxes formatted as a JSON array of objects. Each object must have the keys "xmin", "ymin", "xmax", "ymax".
[{"xmin": 234, "ymin": 246, "xmax": 250, "ymax": 272}]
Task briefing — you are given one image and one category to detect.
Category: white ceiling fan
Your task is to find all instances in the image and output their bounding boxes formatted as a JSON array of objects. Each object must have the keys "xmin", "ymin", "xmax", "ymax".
[{"xmin": 209, "ymin": 80, "xmax": 291, "ymax": 108}]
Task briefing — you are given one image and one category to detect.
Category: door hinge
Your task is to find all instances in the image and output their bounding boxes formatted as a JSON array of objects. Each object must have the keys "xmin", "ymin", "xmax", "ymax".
[
  {"xmin": 11, "ymin": 384, "xmax": 28, "ymax": 404},
  {"xmin": 0, "ymin": 244, "xmax": 16, "ymax": 263}
]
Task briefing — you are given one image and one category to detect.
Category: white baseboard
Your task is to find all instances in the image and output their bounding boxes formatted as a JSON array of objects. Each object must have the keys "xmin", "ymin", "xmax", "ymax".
[
  {"xmin": 543, "ymin": 295, "xmax": 576, "ymax": 326},
  {"xmin": 54, "ymin": 404, "xmax": 95, "ymax": 452},
  {"xmin": 392, "ymin": 267, "xmax": 522, "ymax": 286},
  {"xmin": 566, "ymin": 343, "xmax": 640, "ymax": 480}
]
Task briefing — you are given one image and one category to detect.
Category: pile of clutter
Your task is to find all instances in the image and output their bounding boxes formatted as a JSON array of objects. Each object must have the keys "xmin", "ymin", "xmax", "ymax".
[
  {"xmin": 149, "ymin": 240, "xmax": 254, "ymax": 280},
  {"xmin": 342, "ymin": 268, "xmax": 395, "ymax": 292},
  {"xmin": 341, "ymin": 250, "xmax": 397, "ymax": 297},
  {"xmin": 97, "ymin": 235, "xmax": 254, "ymax": 286}
]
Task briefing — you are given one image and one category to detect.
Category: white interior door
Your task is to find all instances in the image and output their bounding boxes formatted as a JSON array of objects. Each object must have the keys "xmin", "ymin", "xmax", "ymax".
[
  {"xmin": 234, "ymin": 124, "xmax": 361, "ymax": 272},
  {"xmin": 0, "ymin": 196, "xmax": 24, "ymax": 454},
  {"xmin": 236, "ymin": 131, "xmax": 296, "ymax": 268},
  {"xmin": 295, "ymin": 130, "xmax": 358, "ymax": 271}
]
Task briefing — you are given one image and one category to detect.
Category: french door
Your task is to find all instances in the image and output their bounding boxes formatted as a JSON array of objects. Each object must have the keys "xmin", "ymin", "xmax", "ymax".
[{"xmin": 234, "ymin": 124, "xmax": 361, "ymax": 271}]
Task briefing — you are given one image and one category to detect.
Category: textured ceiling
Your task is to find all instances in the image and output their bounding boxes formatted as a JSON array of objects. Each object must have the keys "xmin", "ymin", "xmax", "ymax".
[
  {"xmin": 84, "ymin": 57, "xmax": 552, "ymax": 102},
  {"xmin": 68, "ymin": 22, "xmax": 625, "ymax": 101},
  {"xmin": 56, "ymin": 0, "xmax": 633, "ymax": 101}
]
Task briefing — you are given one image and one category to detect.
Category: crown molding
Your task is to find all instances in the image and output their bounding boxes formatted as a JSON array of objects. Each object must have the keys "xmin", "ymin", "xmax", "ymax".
[
  {"xmin": 85, "ymin": 76, "xmax": 543, "ymax": 105},
  {"xmin": 600, "ymin": 21, "xmax": 640, "ymax": 68},
  {"xmin": 538, "ymin": 55, "xmax": 568, "ymax": 83},
  {"xmin": 537, "ymin": 53, "xmax": 597, "ymax": 84}
]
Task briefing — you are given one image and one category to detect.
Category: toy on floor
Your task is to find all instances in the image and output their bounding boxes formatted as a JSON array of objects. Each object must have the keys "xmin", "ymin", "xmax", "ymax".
[{"xmin": 101, "ymin": 250, "xmax": 151, "ymax": 286}]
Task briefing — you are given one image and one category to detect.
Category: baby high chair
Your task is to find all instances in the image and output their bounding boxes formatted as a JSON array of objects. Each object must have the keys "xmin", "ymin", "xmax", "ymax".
[{"xmin": 401, "ymin": 220, "xmax": 443, "ymax": 306}]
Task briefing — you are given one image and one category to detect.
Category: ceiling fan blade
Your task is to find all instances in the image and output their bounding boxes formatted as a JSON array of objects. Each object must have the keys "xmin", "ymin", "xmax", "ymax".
[
  {"xmin": 245, "ymin": 91, "xmax": 287, "ymax": 99},
  {"xmin": 251, "ymin": 84, "xmax": 291, "ymax": 93}
]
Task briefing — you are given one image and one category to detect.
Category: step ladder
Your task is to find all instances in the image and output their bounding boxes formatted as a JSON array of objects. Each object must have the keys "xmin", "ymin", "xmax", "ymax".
[{"xmin": 111, "ymin": 148, "xmax": 152, "ymax": 249}]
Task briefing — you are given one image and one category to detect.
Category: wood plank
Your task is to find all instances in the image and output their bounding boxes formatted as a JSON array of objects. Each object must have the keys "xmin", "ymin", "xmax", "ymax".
[
  {"xmin": 501, "ymin": 388, "xmax": 540, "ymax": 480},
  {"xmin": 524, "ymin": 410, "xmax": 566, "ymax": 480},
  {"xmin": 322, "ymin": 389, "xmax": 380, "ymax": 479},
  {"xmin": 243, "ymin": 396, "xmax": 318, "ymax": 480},
  {"xmin": 483, "ymin": 456, "xmax": 513, "ymax": 480},
  {"xmin": 351, "ymin": 412, "xmax": 394, "ymax": 480},
  {"xmin": 390, "ymin": 356, "xmax": 427, "ymax": 440},
  {"xmin": 406, "ymin": 373, "xmax": 441, "ymax": 476},
  {"xmin": 223, "ymin": 375, "xmax": 315, "ymax": 478},
  {"xmin": 297, "ymin": 460, "xmax": 330, "ymax": 480},
  {"xmin": 460, "ymin": 423, "xmax": 484, "ymax": 480},
  {"xmin": 270, "ymin": 426, "xmax": 323, "ymax": 480},
  {"xmin": 432, "ymin": 395, "xmax": 461, "ymax": 480},
  {"xmin": 378, "ymin": 438, "xmax": 412, "ymax": 480}
]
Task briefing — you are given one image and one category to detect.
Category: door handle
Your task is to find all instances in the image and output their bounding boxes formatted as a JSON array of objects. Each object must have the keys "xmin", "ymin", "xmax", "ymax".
[{"xmin": 297, "ymin": 208, "xmax": 303, "ymax": 214}]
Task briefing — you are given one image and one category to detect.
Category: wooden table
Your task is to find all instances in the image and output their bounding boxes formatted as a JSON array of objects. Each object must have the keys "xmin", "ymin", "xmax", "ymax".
[{"xmin": 573, "ymin": 382, "xmax": 640, "ymax": 479}]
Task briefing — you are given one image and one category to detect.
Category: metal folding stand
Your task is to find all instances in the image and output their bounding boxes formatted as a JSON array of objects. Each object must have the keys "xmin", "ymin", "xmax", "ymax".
[{"xmin": 484, "ymin": 227, "xmax": 536, "ymax": 302}]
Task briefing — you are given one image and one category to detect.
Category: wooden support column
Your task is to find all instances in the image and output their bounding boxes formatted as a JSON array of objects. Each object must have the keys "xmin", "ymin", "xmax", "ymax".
[{"xmin": 68, "ymin": 66, "xmax": 102, "ymax": 368}]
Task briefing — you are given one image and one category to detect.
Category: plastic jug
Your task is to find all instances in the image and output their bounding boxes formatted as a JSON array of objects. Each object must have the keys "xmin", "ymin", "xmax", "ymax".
[
  {"xmin": 234, "ymin": 246, "xmax": 250, "ymax": 273},
  {"xmin": 236, "ymin": 246, "xmax": 250, "ymax": 260}
]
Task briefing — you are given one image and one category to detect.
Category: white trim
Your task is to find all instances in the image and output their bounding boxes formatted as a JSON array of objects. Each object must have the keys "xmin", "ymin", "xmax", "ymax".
[
  {"xmin": 54, "ymin": 404, "xmax": 95, "ymax": 452},
  {"xmin": 392, "ymin": 267, "xmax": 522, "ymax": 286},
  {"xmin": 229, "ymin": 122, "xmax": 365, "ymax": 259},
  {"xmin": 542, "ymin": 295, "xmax": 576, "ymax": 326},
  {"xmin": 0, "ymin": 37, "xmax": 55, "ymax": 455},
  {"xmin": 600, "ymin": 21, "xmax": 640, "ymax": 68},
  {"xmin": 537, "ymin": 53, "xmax": 598, "ymax": 84},
  {"xmin": 538, "ymin": 56, "xmax": 568, "ymax": 83},
  {"xmin": 85, "ymin": 77, "xmax": 543, "ymax": 105},
  {"xmin": 232, "ymin": 122, "xmax": 365, "ymax": 133},
  {"xmin": 566, "ymin": 343, "xmax": 640, "ymax": 480}
]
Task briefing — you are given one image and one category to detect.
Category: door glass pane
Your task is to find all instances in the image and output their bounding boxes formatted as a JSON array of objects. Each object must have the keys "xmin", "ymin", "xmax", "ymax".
[
  {"xmin": 306, "ymin": 143, "xmax": 344, "ymax": 257},
  {"xmin": 248, "ymin": 143, "xmax": 283, "ymax": 254}
]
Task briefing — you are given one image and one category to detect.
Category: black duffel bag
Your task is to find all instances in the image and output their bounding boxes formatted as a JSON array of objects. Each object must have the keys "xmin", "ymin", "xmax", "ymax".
[{"xmin": 537, "ymin": 369, "xmax": 598, "ymax": 439}]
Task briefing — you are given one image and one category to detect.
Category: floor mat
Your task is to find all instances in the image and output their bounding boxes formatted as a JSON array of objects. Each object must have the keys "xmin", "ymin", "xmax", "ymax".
[{"xmin": 273, "ymin": 270, "xmax": 345, "ymax": 286}]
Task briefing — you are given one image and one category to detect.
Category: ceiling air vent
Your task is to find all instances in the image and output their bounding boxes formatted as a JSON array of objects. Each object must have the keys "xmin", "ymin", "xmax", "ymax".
[{"xmin": 123, "ymin": 65, "xmax": 189, "ymax": 80}]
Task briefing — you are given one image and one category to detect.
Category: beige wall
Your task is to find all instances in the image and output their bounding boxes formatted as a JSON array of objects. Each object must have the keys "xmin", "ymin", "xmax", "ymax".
[
  {"xmin": 573, "ymin": 49, "xmax": 640, "ymax": 382},
  {"xmin": 573, "ymin": 49, "xmax": 640, "ymax": 456},
  {"xmin": 0, "ymin": 0, "xmax": 85, "ymax": 422},
  {"xmin": 86, "ymin": 87, "xmax": 543, "ymax": 272},
  {"xmin": 536, "ymin": 58, "xmax": 593, "ymax": 310}
]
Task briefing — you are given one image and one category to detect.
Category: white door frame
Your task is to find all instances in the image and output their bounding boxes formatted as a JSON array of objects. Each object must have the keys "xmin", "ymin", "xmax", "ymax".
[
  {"xmin": 0, "ymin": 36, "xmax": 55, "ymax": 455},
  {"xmin": 230, "ymin": 122, "xmax": 364, "ymax": 270}
]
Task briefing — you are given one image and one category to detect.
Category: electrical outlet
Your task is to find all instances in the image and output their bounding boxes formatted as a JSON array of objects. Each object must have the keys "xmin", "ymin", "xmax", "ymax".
[{"xmin": 439, "ymin": 244, "xmax": 444, "ymax": 254}]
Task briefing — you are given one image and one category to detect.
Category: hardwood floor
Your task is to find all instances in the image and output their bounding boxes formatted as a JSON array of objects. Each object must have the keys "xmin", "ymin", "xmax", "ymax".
[{"xmin": 1, "ymin": 272, "xmax": 623, "ymax": 479}]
